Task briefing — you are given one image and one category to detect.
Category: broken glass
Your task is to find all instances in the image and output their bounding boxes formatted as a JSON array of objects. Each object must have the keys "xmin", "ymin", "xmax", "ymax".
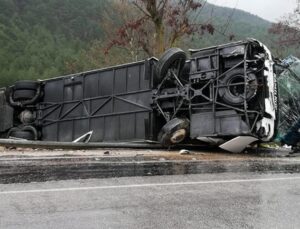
[{"xmin": 276, "ymin": 56, "xmax": 300, "ymax": 145}]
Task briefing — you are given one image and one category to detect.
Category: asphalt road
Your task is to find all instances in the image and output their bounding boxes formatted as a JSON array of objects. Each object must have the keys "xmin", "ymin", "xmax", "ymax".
[{"xmin": 0, "ymin": 172, "xmax": 299, "ymax": 229}]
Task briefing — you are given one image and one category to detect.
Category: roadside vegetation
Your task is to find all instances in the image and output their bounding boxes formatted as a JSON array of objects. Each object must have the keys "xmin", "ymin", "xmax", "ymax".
[{"xmin": 0, "ymin": 0, "xmax": 298, "ymax": 87}]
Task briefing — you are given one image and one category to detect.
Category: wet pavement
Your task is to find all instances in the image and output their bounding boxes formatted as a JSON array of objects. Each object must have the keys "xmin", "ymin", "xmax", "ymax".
[
  {"xmin": 0, "ymin": 148, "xmax": 299, "ymax": 184},
  {"xmin": 0, "ymin": 148, "xmax": 299, "ymax": 228},
  {"xmin": 0, "ymin": 172, "xmax": 299, "ymax": 229}
]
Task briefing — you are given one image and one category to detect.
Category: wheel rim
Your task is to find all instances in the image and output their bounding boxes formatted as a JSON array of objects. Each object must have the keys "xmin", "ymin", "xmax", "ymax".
[{"xmin": 170, "ymin": 129, "xmax": 187, "ymax": 143}]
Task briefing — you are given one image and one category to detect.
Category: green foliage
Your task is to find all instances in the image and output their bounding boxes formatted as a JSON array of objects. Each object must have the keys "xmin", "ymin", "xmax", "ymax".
[
  {"xmin": 0, "ymin": 0, "xmax": 108, "ymax": 87},
  {"xmin": 186, "ymin": 3, "xmax": 272, "ymax": 48},
  {"xmin": 0, "ymin": 0, "xmax": 297, "ymax": 87},
  {"xmin": 181, "ymin": 3, "xmax": 300, "ymax": 58}
]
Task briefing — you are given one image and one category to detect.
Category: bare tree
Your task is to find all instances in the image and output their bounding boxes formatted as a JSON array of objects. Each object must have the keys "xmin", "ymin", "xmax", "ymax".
[
  {"xmin": 269, "ymin": 5, "xmax": 300, "ymax": 52},
  {"xmin": 105, "ymin": 0, "xmax": 214, "ymax": 57}
]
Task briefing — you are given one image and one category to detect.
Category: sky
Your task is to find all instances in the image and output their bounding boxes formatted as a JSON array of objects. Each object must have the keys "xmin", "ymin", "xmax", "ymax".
[{"xmin": 207, "ymin": 0, "xmax": 297, "ymax": 22}]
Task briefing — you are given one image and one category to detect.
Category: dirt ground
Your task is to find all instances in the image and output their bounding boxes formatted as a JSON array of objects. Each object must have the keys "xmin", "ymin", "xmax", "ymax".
[{"xmin": 0, "ymin": 146, "xmax": 289, "ymax": 161}]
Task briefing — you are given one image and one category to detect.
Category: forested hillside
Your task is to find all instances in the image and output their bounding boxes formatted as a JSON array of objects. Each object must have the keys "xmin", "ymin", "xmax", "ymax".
[
  {"xmin": 191, "ymin": 3, "xmax": 298, "ymax": 58},
  {"xmin": 0, "ymin": 0, "xmax": 110, "ymax": 86},
  {"xmin": 190, "ymin": 3, "xmax": 271, "ymax": 48},
  {"xmin": 0, "ymin": 0, "xmax": 291, "ymax": 87}
]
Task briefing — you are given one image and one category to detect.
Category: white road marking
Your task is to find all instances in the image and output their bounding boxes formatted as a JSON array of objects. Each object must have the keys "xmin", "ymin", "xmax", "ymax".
[{"xmin": 0, "ymin": 176, "xmax": 300, "ymax": 195}]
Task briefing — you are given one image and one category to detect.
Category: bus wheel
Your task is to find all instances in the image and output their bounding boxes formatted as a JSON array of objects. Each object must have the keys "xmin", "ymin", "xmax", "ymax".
[
  {"xmin": 9, "ymin": 80, "xmax": 41, "ymax": 107},
  {"xmin": 14, "ymin": 80, "xmax": 39, "ymax": 90},
  {"xmin": 158, "ymin": 118, "xmax": 189, "ymax": 147},
  {"xmin": 218, "ymin": 69, "xmax": 258, "ymax": 106},
  {"xmin": 7, "ymin": 126, "xmax": 38, "ymax": 140},
  {"xmin": 154, "ymin": 48, "xmax": 187, "ymax": 84},
  {"xmin": 8, "ymin": 129, "xmax": 35, "ymax": 140}
]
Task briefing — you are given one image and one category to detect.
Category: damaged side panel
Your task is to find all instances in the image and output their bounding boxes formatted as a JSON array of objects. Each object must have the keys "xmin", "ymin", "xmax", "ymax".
[
  {"xmin": 0, "ymin": 39, "xmax": 280, "ymax": 153},
  {"xmin": 185, "ymin": 40, "xmax": 277, "ymax": 142}
]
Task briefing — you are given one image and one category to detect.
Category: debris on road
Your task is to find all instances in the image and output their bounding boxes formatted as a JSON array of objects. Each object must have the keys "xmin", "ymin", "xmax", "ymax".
[
  {"xmin": 103, "ymin": 151, "xmax": 110, "ymax": 155},
  {"xmin": 179, "ymin": 149, "xmax": 191, "ymax": 155}
]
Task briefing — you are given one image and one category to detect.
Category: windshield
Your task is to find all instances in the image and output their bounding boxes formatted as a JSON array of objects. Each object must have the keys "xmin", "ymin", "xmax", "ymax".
[{"xmin": 277, "ymin": 57, "xmax": 300, "ymax": 139}]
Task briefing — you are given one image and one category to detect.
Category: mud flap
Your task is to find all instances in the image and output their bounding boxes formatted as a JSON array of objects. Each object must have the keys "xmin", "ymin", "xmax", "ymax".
[{"xmin": 219, "ymin": 136, "xmax": 258, "ymax": 153}]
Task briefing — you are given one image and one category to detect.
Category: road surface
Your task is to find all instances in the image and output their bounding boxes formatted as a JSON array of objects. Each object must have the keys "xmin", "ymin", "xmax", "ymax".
[{"xmin": 0, "ymin": 172, "xmax": 299, "ymax": 229}]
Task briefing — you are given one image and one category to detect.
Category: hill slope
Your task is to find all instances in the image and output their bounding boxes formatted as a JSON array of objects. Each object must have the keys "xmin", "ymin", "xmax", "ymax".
[
  {"xmin": 0, "ymin": 0, "xmax": 108, "ymax": 86},
  {"xmin": 0, "ymin": 0, "xmax": 283, "ymax": 87},
  {"xmin": 191, "ymin": 3, "xmax": 272, "ymax": 48}
]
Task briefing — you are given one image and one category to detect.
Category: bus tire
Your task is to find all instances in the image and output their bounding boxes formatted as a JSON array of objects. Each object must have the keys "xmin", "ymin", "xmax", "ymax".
[
  {"xmin": 13, "ymin": 89, "xmax": 36, "ymax": 100},
  {"xmin": 155, "ymin": 48, "xmax": 187, "ymax": 84},
  {"xmin": 158, "ymin": 118, "xmax": 189, "ymax": 146},
  {"xmin": 218, "ymin": 69, "xmax": 257, "ymax": 105},
  {"xmin": 14, "ymin": 80, "xmax": 39, "ymax": 90}
]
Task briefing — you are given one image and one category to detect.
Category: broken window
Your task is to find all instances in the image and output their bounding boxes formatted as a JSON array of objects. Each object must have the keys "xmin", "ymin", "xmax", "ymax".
[{"xmin": 277, "ymin": 56, "xmax": 300, "ymax": 144}]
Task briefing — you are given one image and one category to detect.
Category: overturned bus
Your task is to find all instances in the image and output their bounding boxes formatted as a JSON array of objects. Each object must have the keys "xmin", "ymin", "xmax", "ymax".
[{"xmin": 0, "ymin": 39, "xmax": 279, "ymax": 152}]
